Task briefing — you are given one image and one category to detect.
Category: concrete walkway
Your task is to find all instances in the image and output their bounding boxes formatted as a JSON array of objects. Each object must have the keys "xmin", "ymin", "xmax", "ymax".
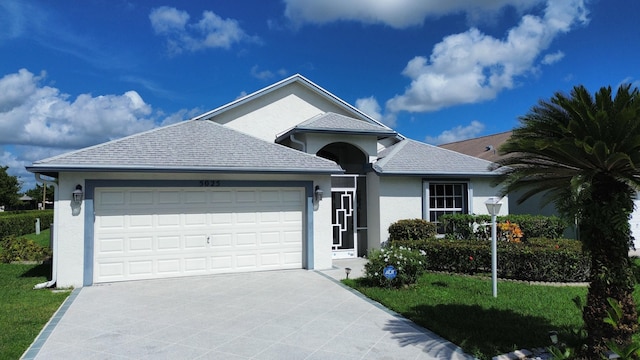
[{"xmin": 23, "ymin": 261, "xmax": 472, "ymax": 360}]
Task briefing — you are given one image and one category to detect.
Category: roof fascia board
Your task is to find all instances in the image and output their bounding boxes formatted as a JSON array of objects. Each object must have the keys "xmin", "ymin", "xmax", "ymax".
[
  {"xmin": 275, "ymin": 128, "xmax": 396, "ymax": 143},
  {"xmin": 26, "ymin": 165, "xmax": 344, "ymax": 175}
]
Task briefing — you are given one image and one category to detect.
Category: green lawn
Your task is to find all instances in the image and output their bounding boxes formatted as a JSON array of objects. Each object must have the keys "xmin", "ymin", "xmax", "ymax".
[
  {"xmin": 23, "ymin": 228, "xmax": 51, "ymax": 249},
  {"xmin": 0, "ymin": 263, "xmax": 69, "ymax": 359},
  {"xmin": 346, "ymin": 272, "xmax": 590, "ymax": 359}
]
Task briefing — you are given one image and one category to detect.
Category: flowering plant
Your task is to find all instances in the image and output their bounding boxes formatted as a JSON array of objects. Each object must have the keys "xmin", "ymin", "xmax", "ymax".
[
  {"xmin": 498, "ymin": 221, "xmax": 524, "ymax": 243},
  {"xmin": 364, "ymin": 245, "xmax": 426, "ymax": 287}
]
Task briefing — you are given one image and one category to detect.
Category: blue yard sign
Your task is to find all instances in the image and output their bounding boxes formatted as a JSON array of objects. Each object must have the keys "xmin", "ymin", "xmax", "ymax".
[{"xmin": 383, "ymin": 265, "xmax": 397, "ymax": 280}]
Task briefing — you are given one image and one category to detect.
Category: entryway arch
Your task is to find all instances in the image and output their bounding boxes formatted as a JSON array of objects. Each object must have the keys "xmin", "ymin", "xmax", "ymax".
[{"xmin": 316, "ymin": 142, "xmax": 368, "ymax": 258}]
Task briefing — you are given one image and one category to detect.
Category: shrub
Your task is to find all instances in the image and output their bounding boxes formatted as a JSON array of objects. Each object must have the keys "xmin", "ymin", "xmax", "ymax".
[
  {"xmin": 364, "ymin": 246, "xmax": 427, "ymax": 287},
  {"xmin": 0, "ymin": 236, "xmax": 51, "ymax": 263},
  {"xmin": 440, "ymin": 214, "xmax": 568, "ymax": 240},
  {"xmin": 0, "ymin": 210, "xmax": 53, "ymax": 239},
  {"xmin": 392, "ymin": 237, "xmax": 589, "ymax": 282},
  {"xmin": 388, "ymin": 219, "xmax": 436, "ymax": 242},
  {"xmin": 501, "ymin": 214, "xmax": 567, "ymax": 240}
]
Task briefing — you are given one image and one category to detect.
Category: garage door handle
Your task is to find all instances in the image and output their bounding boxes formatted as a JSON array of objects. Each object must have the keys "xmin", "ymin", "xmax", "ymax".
[{"xmin": 206, "ymin": 236, "xmax": 210, "ymax": 244}]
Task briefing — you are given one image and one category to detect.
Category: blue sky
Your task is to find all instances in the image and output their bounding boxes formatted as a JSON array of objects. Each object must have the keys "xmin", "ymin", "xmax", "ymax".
[{"xmin": 0, "ymin": 0, "xmax": 638, "ymax": 190}]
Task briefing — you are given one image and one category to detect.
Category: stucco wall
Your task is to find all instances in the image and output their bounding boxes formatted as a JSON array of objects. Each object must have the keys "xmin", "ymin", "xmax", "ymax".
[
  {"xmin": 467, "ymin": 177, "xmax": 509, "ymax": 216},
  {"xmin": 371, "ymin": 176, "xmax": 508, "ymax": 245},
  {"xmin": 377, "ymin": 177, "xmax": 424, "ymax": 244},
  {"xmin": 211, "ymin": 83, "xmax": 352, "ymax": 141},
  {"xmin": 52, "ymin": 171, "xmax": 333, "ymax": 288}
]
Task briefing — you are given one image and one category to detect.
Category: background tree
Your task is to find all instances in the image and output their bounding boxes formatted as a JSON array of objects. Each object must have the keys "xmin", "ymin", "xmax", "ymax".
[
  {"xmin": 495, "ymin": 84, "xmax": 640, "ymax": 358},
  {"xmin": 25, "ymin": 183, "xmax": 54, "ymax": 207},
  {"xmin": 0, "ymin": 166, "xmax": 20, "ymax": 209}
]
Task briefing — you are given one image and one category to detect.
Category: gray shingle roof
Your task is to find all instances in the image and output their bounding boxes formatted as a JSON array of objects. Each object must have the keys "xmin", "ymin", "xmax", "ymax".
[
  {"xmin": 28, "ymin": 120, "xmax": 343, "ymax": 174},
  {"xmin": 374, "ymin": 139, "xmax": 499, "ymax": 176},
  {"xmin": 276, "ymin": 112, "xmax": 396, "ymax": 142}
]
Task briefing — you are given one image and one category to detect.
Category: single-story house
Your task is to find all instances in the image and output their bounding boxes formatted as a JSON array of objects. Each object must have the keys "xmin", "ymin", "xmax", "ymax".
[{"xmin": 27, "ymin": 74, "xmax": 506, "ymax": 288}]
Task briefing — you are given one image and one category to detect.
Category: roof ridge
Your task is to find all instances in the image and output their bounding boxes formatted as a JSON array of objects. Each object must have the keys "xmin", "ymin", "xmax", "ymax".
[
  {"xmin": 438, "ymin": 130, "xmax": 513, "ymax": 146},
  {"xmin": 373, "ymin": 139, "xmax": 409, "ymax": 171},
  {"xmin": 33, "ymin": 119, "xmax": 199, "ymax": 164}
]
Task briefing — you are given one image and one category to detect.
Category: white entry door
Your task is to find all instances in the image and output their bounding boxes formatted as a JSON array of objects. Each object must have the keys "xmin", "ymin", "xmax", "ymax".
[{"xmin": 93, "ymin": 187, "xmax": 303, "ymax": 283}]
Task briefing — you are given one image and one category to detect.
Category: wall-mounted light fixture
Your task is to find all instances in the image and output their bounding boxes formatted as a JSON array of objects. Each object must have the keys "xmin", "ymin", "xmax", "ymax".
[
  {"xmin": 72, "ymin": 184, "xmax": 84, "ymax": 205},
  {"xmin": 314, "ymin": 185, "xmax": 324, "ymax": 203}
]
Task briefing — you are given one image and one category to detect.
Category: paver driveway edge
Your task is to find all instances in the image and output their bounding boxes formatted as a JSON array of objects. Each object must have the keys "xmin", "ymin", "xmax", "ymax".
[
  {"xmin": 314, "ymin": 270, "xmax": 474, "ymax": 359},
  {"xmin": 21, "ymin": 288, "xmax": 81, "ymax": 360}
]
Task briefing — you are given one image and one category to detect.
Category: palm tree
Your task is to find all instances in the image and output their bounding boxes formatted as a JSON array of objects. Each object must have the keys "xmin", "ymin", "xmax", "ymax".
[{"xmin": 496, "ymin": 84, "xmax": 640, "ymax": 358}]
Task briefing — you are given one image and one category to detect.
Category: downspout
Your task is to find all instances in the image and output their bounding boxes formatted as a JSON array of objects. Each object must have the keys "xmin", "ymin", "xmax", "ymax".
[
  {"xmin": 289, "ymin": 134, "xmax": 306, "ymax": 152},
  {"xmin": 33, "ymin": 173, "xmax": 58, "ymax": 289}
]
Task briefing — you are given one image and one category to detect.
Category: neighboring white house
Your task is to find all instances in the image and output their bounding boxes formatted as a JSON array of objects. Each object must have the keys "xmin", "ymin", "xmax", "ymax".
[{"xmin": 26, "ymin": 74, "xmax": 506, "ymax": 288}]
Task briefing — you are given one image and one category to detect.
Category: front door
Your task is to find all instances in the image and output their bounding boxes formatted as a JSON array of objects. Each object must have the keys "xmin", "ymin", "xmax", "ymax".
[{"xmin": 331, "ymin": 175, "xmax": 359, "ymax": 259}]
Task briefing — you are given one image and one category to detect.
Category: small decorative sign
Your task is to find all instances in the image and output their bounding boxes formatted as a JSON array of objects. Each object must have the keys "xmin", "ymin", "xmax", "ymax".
[{"xmin": 383, "ymin": 265, "xmax": 397, "ymax": 280}]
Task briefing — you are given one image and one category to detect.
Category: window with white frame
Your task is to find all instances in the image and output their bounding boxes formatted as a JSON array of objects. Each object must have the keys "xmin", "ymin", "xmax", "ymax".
[{"xmin": 427, "ymin": 182, "xmax": 468, "ymax": 233}]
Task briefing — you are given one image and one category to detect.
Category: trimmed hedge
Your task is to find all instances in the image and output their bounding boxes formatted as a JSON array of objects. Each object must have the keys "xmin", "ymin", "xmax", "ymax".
[
  {"xmin": 0, "ymin": 210, "xmax": 53, "ymax": 239},
  {"xmin": 440, "ymin": 214, "xmax": 568, "ymax": 240},
  {"xmin": 388, "ymin": 219, "xmax": 436, "ymax": 242},
  {"xmin": 392, "ymin": 238, "xmax": 589, "ymax": 282}
]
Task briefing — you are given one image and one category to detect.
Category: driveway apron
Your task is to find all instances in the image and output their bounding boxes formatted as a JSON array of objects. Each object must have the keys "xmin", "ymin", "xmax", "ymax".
[{"xmin": 23, "ymin": 269, "xmax": 473, "ymax": 360}]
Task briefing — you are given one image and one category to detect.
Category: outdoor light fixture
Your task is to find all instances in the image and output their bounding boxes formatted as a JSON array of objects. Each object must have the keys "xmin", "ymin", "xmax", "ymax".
[
  {"xmin": 485, "ymin": 197, "xmax": 502, "ymax": 298},
  {"xmin": 72, "ymin": 184, "xmax": 84, "ymax": 205},
  {"xmin": 345, "ymin": 267, "xmax": 352, "ymax": 279},
  {"xmin": 314, "ymin": 185, "xmax": 324, "ymax": 202}
]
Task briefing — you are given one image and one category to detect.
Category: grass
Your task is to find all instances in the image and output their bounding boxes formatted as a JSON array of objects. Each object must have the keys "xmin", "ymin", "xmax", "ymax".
[
  {"xmin": 22, "ymin": 228, "xmax": 51, "ymax": 249},
  {"xmin": 0, "ymin": 263, "xmax": 69, "ymax": 359},
  {"xmin": 346, "ymin": 272, "xmax": 589, "ymax": 359}
]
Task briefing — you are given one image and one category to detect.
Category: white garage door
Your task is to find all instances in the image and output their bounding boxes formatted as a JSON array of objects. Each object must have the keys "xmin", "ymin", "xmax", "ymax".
[{"xmin": 94, "ymin": 187, "xmax": 304, "ymax": 283}]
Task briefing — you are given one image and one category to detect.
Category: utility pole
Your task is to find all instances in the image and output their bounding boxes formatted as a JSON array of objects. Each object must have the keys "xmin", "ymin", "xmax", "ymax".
[{"xmin": 42, "ymin": 184, "xmax": 46, "ymax": 210}]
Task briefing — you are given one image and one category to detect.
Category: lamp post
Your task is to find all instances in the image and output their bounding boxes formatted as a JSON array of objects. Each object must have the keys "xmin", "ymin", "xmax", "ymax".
[{"xmin": 485, "ymin": 197, "xmax": 502, "ymax": 298}]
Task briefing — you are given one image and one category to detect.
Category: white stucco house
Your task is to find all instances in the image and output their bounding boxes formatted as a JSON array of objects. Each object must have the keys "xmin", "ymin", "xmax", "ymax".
[{"xmin": 26, "ymin": 74, "xmax": 507, "ymax": 288}]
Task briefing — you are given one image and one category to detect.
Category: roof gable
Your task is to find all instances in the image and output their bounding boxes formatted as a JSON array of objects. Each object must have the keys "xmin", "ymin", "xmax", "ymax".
[
  {"xmin": 195, "ymin": 74, "xmax": 388, "ymax": 127},
  {"xmin": 192, "ymin": 74, "xmax": 395, "ymax": 142},
  {"xmin": 28, "ymin": 120, "xmax": 343, "ymax": 174}
]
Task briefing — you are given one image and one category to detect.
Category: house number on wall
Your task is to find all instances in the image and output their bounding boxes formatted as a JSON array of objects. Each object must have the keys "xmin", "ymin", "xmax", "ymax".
[{"xmin": 198, "ymin": 180, "xmax": 221, "ymax": 187}]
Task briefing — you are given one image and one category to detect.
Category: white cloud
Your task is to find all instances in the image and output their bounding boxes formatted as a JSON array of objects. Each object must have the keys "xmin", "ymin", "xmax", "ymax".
[
  {"xmin": 0, "ymin": 69, "xmax": 197, "ymax": 190},
  {"xmin": 541, "ymin": 50, "xmax": 564, "ymax": 65},
  {"xmin": 149, "ymin": 6, "xmax": 258, "ymax": 54},
  {"xmin": 250, "ymin": 66, "xmax": 288, "ymax": 81},
  {"xmin": 283, "ymin": 0, "xmax": 542, "ymax": 29},
  {"xmin": 355, "ymin": 97, "xmax": 382, "ymax": 120},
  {"xmin": 425, "ymin": 120, "xmax": 485, "ymax": 145},
  {"xmin": 386, "ymin": 0, "xmax": 588, "ymax": 113}
]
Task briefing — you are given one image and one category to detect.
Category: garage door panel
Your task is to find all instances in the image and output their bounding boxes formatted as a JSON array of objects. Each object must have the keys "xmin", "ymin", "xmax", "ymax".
[
  {"xmin": 129, "ymin": 260, "xmax": 153, "ymax": 275},
  {"xmin": 184, "ymin": 257, "xmax": 207, "ymax": 272},
  {"xmin": 129, "ymin": 237, "xmax": 153, "ymax": 252},
  {"xmin": 99, "ymin": 237, "xmax": 125, "ymax": 253},
  {"xmin": 157, "ymin": 235, "xmax": 180, "ymax": 250},
  {"xmin": 129, "ymin": 191, "xmax": 154, "ymax": 205},
  {"xmin": 157, "ymin": 259, "xmax": 180, "ymax": 274},
  {"xmin": 94, "ymin": 187, "xmax": 304, "ymax": 283}
]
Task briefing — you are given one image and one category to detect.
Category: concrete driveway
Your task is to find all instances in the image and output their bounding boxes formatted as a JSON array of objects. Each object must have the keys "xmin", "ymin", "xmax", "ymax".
[{"xmin": 23, "ymin": 265, "xmax": 473, "ymax": 360}]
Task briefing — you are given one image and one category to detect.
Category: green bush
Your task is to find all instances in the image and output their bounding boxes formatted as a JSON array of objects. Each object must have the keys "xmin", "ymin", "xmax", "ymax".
[
  {"xmin": 364, "ymin": 246, "xmax": 427, "ymax": 287},
  {"xmin": 388, "ymin": 219, "xmax": 436, "ymax": 242},
  {"xmin": 0, "ymin": 236, "xmax": 51, "ymax": 263},
  {"xmin": 440, "ymin": 214, "xmax": 568, "ymax": 240},
  {"xmin": 0, "ymin": 211, "xmax": 53, "ymax": 238},
  {"xmin": 392, "ymin": 238, "xmax": 589, "ymax": 282}
]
